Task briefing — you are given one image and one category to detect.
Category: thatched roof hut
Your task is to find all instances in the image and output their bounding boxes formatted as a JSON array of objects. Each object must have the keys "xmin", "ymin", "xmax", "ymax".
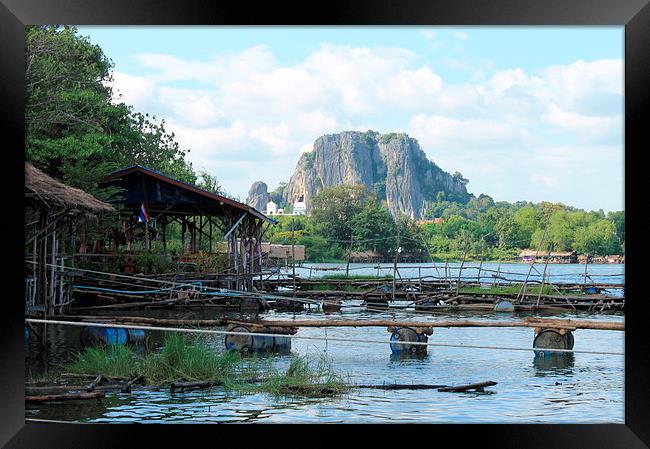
[{"xmin": 25, "ymin": 163, "xmax": 114, "ymax": 213}]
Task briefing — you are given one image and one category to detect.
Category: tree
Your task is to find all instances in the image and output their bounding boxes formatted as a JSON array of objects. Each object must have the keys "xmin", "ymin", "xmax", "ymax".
[
  {"xmin": 269, "ymin": 182, "xmax": 288, "ymax": 205},
  {"xmin": 350, "ymin": 197, "xmax": 396, "ymax": 253},
  {"xmin": 309, "ymin": 184, "xmax": 368, "ymax": 246},
  {"xmin": 452, "ymin": 171, "xmax": 469, "ymax": 185},
  {"xmin": 513, "ymin": 205, "xmax": 540, "ymax": 248},
  {"xmin": 573, "ymin": 220, "xmax": 620, "ymax": 255},
  {"xmin": 495, "ymin": 213, "xmax": 520, "ymax": 249},
  {"xmin": 197, "ymin": 170, "xmax": 227, "ymax": 196},
  {"xmin": 25, "ymin": 26, "xmax": 195, "ymax": 199},
  {"xmin": 607, "ymin": 211, "xmax": 625, "ymax": 247}
]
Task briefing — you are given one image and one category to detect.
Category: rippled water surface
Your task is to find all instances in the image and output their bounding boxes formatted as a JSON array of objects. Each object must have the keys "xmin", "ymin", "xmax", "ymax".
[{"xmin": 26, "ymin": 263, "xmax": 624, "ymax": 423}]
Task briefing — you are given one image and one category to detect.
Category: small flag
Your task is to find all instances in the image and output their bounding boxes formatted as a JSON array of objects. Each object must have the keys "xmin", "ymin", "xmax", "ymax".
[{"xmin": 137, "ymin": 202, "xmax": 149, "ymax": 223}]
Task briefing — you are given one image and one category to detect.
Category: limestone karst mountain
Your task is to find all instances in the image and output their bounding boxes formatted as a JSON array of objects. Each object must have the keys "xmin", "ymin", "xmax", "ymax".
[
  {"xmin": 245, "ymin": 181, "xmax": 270, "ymax": 212},
  {"xmin": 247, "ymin": 131, "xmax": 470, "ymax": 219}
]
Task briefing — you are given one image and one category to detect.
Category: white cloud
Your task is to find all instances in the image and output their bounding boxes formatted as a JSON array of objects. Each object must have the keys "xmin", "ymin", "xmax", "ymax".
[
  {"xmin": 111, "ymin": 71, "xmax": 156, "ymax": 109},
  {"xmin": 109, "ymin": 42, "xmax": 622, "ymax": 205},
  {"xmin": 249, "ymin": 123, "xmax": 292, "ymax": 156},
  {"xmin": 409, "ymin": 114, "xmax": 528, "ymax": 149},
  {"xmin": 453, "ymin": 31, "xmax": 470, "ymax": 41}
]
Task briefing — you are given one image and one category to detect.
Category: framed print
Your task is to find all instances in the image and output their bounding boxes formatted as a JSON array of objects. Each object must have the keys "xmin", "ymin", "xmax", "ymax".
[{"xmin": 1, "ymin": 0, "xmax": 649, "ymax": 447}]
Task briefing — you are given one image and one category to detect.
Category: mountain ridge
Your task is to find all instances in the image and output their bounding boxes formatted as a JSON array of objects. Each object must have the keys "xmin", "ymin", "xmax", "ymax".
[{"xmin": 247, "ymin": 130, "xmax": 471, "ymax": 219}]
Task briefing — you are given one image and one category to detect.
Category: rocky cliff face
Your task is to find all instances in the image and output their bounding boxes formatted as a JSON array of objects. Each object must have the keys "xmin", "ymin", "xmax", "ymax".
[
  {"xmin": 281, "ymin": 131, "xmax": 470, "ymax": 219},
  {"xmin": 246, "ymin": 181, "xmax": 270, "ymax": 212}
]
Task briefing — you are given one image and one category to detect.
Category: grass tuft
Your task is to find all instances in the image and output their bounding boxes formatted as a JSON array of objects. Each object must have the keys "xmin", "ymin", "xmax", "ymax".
[
  {"xmin": 66, "ymin": 345, "xmax": 140, "ymax": 378},
  {"xmin": 62, "ymin": 335, "xmax": 349, "ymax": 397}
]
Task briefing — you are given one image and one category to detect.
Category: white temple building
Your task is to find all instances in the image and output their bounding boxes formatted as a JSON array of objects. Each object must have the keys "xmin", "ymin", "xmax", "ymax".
[
  {"xmin": 293, "ymin": 200, "xmax": 306, "ymax": 215},
  {"xmin": 265, "ymin": 200, "xmax": 278, "ymax": 215},
  {"xmin": 265, "ymin": 199, "xmax": 306, "ymax": 216}
]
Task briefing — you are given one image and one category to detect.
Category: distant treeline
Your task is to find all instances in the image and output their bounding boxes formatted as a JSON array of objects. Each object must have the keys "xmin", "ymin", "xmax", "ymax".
[{"xmin": 267, "ymin": 185, "xmax": 624, "ymax": 262}]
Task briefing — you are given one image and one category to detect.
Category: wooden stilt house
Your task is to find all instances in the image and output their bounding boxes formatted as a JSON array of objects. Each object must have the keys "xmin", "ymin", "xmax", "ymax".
[{"xmin": 25, "ymin": 163, "xmax": 115, "ymax": 316}]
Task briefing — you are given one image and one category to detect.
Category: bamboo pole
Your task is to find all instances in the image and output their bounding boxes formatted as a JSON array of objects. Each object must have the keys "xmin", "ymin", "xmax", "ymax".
[
  {"xmin": 57, "ymin": 315, "xmax": 624, "ymax": 331},
  {"xmin": 456, "ymin": 236, "xmax": 470, "ymax": 296}
]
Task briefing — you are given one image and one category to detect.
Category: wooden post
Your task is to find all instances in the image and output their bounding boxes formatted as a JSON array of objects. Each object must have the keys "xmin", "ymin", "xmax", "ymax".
[
  {"xmin": 49, "ymin": 230, "xmax": 57, "ymax": 316},
  {"xmin": 190, "ymin": 217, "xmax": 196, "ymax": 253},
  {"xmin": 536, "ymin": 264, "xmax": 548, "ymax": 307},
  {"xmin": 477, "ymin": 243, "xmax": 484, "ymax": 284},
  {"xmin": 161, "ymin": 216, "xmax": 167, "ymax": 252},
  {"xmin": 346, "ymin": 236, "xmax": 352, "ymax": 277},
  {"xmin": 181, "ymin": 217, "xmax": 186, "ymax": 255},
  {"xmin": 144, "ymin": 218, "xmax": 150, "ymax": 252},
  {"xmin": 584, "ymin": 253, "xmax": 589, "ymax": 287},
  {"xmin": 392, "ymin": 252, "xmax": 397, "ymax": 302},
  {"xmin": 209, "ymin": 217, "xmax": 213, "ymax": 253},
  {"xmin": 292, "ymin": 228, "xmax": 296, "ymax": 295},
  {"xmin": 456, "ymin": 236, "xmax": 470, "ymax": 297},
  {"xmin": 445, "ymin": 261, "xmax": 450, "ymax": 288},
  {"xmin": 198, "ymin": 216, "xmax": 202, "ymax": 251}
]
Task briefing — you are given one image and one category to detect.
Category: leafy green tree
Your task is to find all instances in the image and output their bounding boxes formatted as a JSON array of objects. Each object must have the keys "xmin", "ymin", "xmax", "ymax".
[
  {"xmin": 350, "ymin": 197, "xmax": 396, "ymax": 253},
  {"xmin": 513, "ymin": 205, "xmax": 540, "ymax": 248},
  {"xmin": 196, "ymin": 170, "xmax": 235, "ymax": 198},
  {"xmin": 25, "ymin": 26, "xmax": 195, "ymax": 200},
  {"xmin": 495, "ymin": 213, "xmax": 520, "ymax": 249},
  {"xmin": 573, "ymin": 220, "xmax": 620, "ymax": 255},
  {"xmin": 607, "ymin": 211, "xmax": 625, "ymax": 246},
  {"xmin": 309, "ymin": 184, "xmax": 368, "ymax": 247},
  {"xmin": 269, "ymin": 182, "xmax": 288, "ymax": 205}
]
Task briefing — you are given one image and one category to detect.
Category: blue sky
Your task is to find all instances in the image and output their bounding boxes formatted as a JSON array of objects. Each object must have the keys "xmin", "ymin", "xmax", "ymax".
[{"xmin": 78, "ymin": 26, "xmax": 624, "ymax": 212}]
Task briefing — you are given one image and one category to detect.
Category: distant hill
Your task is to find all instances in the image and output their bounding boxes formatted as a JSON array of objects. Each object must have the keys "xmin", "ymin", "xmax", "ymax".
[{"xmin": 247, "ymin": 130, "xmax": 471, "ymax": 219}]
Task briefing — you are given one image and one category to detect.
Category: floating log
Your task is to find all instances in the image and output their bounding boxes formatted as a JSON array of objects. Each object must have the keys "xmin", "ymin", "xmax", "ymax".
[
  {"xmin": 25, "ymin": 391, "xmax": 105, "ymax": 402},
  {"xmin": 357, "ymin": 384, "xmax": 447, "ymax": 390},
  {"xmin": 59, "ymin": 315, "xmax": 229, "ymax": 327},
  {"xmin": 121, "ymin": 375, "xmax": 144, "ymax": 393},
  {"xmin": 437, "ymin": 381, "xmax": 497, "ymax": 392},
  {"xmin": 170, "ymin": 380, "xmax": 223, "ymax": 392},
  {"xmin": 86, "ymin": 375, "xmax": 104, "ymax": 392}
]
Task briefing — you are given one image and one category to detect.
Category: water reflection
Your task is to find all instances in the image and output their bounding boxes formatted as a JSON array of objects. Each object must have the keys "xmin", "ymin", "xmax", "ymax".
[
  {"xmin": 390, "ymin": 352, "xmax": 429, "ymax": 363},
  {"xmin": 533, "ymin": 353, "xmax": 575, "ymax": 375}
]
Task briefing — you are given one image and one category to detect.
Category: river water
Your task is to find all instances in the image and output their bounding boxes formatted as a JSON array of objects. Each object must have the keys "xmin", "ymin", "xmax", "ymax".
[{"xmin": 25, "ymin": 263, "xmax": 625, "ymax": 423}]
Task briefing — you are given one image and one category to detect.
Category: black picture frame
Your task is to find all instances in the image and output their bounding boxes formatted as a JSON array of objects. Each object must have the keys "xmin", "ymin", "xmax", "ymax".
[{"xmin": 1, "ymin": 0, "xmax": 648, "ymax": 447}]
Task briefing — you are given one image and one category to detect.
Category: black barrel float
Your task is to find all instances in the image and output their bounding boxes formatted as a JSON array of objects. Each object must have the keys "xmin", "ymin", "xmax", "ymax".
[
  {"xmin": 533, "ymin": 327, "xmax": 574, "ymax": 357},
  {"xmin": 388, "ymin": 326, "xmax": 433, "ymax": 354},
  {"xmin": 224, "ymin": 325, "xmax": 294, "ymax": 353},
  {"xmin": 366, "ymin": 300, "xmax": 390, "ymax": 310},
  {"xmin": 240, "ymin": 297, "xmax": 271, "ymax": 312},
  {"xmin": 322, "ymin": 299, "xmax": 342, "ymax": 312},
  {"xmin": 80, "ymin": 326, "xmax": 146, "ymax": 347}
]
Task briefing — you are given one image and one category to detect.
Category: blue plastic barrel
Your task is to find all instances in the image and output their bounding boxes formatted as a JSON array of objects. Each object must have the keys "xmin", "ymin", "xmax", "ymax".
[
  {"xmin": 494, "ymin": 300, "xmax": 515, "ymax": 312},
  {"xmin": 273, "ymin": 335, "xmax": 292, "ymax": 352},
  {"xmin": 225, "ymin": 326, "xmax": 291, "ymax": 353},
  {"xmin": 389, "ymin": 327, "xmax": 428, "ymax": 354},
  {"xmin": 80, "ymin": 326, "xmax": 145, "ymax": 347}
]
